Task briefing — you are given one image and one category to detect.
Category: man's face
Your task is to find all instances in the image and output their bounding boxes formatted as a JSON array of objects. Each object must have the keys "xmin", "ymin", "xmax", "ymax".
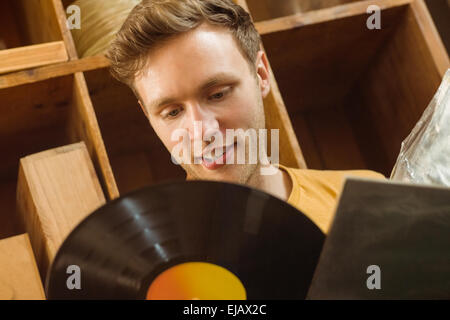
[{"xmin": 134, "ymin": 23, "xmax": 270, "ymax": 184}]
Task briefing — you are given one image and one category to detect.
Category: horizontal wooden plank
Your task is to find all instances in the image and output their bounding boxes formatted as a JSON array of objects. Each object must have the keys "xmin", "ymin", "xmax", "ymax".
[
  {"xmin": 247, "ymin": 0, "xmax": 361, "ymax": 22},
  {"xmin": 0, "ymin": 55, "xmax": 109, "ymax": 89},
  {"xmin": 0, "ymin": 41, "xmax": 68, "ymax": 74},
  {"xmin": 255, "ymin": 0, "xmax": 413, "ymax": 34},
  {"xmin": 0, "ymin": 234, "xmax": 45, "ymax": 300}
]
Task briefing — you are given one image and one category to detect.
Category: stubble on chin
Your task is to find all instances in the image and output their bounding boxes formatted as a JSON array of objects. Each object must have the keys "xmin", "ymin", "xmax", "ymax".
[{"xmin": 183, "ymin": 163, "xmax": 259, "ymax": 185}]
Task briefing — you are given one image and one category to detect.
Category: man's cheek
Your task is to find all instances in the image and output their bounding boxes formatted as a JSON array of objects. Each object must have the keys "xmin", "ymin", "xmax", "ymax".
[{"xmin": 224, "ymin": 109, "xmax": 253, "ymax": 127}]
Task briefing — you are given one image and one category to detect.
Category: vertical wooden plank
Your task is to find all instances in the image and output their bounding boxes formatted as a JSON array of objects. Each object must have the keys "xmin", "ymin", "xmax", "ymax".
[
  {"xmin": 51, "ymin": 0, "xmax": 79, "ymax": 59},
  {"xmin": 68, "ymin": 72, "xmax": 120, "ymax": 200},
  {"xmin": 263, "ymin": 55, "xmax": 307, "ymax": 168},
  {"xmin": 0, "ymin": 234, "xmax": 45, "ymax": 300},
  {"xmin": 411, "ymin": 0, "xmax": 450, "ymax": 77},
  {"xmin": 16, "ymin": 142, "xmax": 106, "ymax": 277},
  {"xmin": 424, "ymin": 0, "xmax": 450, "ymax": 54}
]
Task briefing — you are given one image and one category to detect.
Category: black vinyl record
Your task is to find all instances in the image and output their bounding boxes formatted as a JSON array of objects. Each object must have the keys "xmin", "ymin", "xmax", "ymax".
[{"xmin": 46, "ymin": 180, "xmax": 325, "ymax": 299}]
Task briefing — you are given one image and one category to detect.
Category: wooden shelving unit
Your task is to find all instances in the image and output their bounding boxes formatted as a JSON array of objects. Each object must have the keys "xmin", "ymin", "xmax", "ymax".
[{"xmin": 0, "ymin": 0, "xmax": 448, "ymax": 242}]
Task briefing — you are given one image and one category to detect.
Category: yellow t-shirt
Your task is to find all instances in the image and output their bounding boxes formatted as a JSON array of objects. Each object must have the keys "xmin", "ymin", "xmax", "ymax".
[{"xmin": 280, "ymin": 165, "xmax": 386, "ymax": 234}]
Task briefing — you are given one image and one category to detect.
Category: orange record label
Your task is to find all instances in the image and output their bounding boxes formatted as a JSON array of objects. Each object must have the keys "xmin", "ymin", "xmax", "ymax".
[{"xmin": 146, "ymin": 262, "xmax": 246, "ymax": 300}]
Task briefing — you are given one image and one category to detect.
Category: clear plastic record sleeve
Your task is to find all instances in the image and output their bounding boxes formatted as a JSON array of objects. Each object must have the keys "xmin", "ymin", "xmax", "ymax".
[{"xmin": 391, "ymin": 69, "xmax": 450, "ymax": 187}]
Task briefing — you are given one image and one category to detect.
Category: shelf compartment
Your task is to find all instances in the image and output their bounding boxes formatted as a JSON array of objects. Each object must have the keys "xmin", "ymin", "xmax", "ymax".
[
  {"xmin": 259, "ymin": 2, "xmax": 449, "ymax": 175},
  {"xmin": 0, "ymin": 73, "xmax": 117, "ymax": 240},
  {"xmin": 0, "ymin": 0, "xmax": 70, "ymax": 74}
]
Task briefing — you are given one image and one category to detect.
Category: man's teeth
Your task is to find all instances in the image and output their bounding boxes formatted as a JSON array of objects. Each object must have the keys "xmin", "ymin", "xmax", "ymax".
[
  {"xmin": 203, "ymin": 148, "xmax": 227, "ymax": 162},
  {"xmin": 203, "ymin": 152, "xmax": 225, "ymax": 162}
]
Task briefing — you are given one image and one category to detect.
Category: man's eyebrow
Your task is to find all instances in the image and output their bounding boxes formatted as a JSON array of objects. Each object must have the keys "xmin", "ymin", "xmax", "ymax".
[
  {"xmin": 199, "ymin": 72, "xmax": 238, "ymax": 91},
  {"xmin": 149, "ymin": 73, "xmax": 238, "ymax": 111},
  {"xmin": 150, "ymin": 97, "xmax": 178, "ymax": 111}
]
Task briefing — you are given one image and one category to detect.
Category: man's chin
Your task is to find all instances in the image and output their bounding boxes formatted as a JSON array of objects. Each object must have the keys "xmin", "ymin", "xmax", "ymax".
[{"xmin": 183, "ymin": 164, "xmax": 257, "ymax": 185}]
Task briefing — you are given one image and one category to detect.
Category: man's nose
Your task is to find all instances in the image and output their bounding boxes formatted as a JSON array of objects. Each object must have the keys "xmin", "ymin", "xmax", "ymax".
[{"xmin": 183, "ymin": 103, "xmax": 220, "ymax": 142}]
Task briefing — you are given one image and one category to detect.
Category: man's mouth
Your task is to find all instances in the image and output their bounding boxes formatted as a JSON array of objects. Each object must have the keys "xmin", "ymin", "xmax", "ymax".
[{"xmin": 198, "ymin": 143, "xmax": 236, "ymax": 170}]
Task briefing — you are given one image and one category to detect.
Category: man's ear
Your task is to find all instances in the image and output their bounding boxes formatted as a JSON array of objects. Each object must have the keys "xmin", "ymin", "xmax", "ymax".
[
  {"xmin": 132, "ymin": 84, "xmax": 149, "ymax": 118},
  {"xmin": 255, "ymin": 50, "xmax": 271, "ymax": 98},
  {"xmin": 138, "ymin": 99, "xmax": 149, "ymax": 119}
]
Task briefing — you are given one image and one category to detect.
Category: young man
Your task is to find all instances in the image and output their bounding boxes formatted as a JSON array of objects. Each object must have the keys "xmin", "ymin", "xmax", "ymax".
[{"xmin": 106, "ymin": 0, "xmax": 385, "ymax": 234}]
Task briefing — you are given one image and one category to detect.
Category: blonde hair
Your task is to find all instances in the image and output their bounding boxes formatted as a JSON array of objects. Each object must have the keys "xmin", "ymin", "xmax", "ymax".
[{"xmin": 106, "ymin": 0, "xmax": 261, "ymax": 88}]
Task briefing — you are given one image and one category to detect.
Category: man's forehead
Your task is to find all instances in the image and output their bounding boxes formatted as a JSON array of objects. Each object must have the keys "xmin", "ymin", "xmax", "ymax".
[
  {"xmin": 142, "ymin": 24, "xmax": 242, "ymax": 72},
  {"xmin": 135, "ymin": 23, "xmax": 250, "ymax": 106}
]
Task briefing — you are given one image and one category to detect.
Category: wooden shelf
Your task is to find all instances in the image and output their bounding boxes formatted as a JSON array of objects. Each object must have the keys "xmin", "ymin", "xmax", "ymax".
[{"xmin": 0, "ymin": 0, "xmax": 448, "ymax": 247}]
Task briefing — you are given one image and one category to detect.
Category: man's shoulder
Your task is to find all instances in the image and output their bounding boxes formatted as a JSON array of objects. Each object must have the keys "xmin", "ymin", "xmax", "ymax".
[
  {"xmin": 287, "ymin": 167, "xmax": 385, "ymax": 178},
  {"xmin": 280, "ymin": 166, "xmax": 386, "ymax": 233},
  {"xmin": 283, "ymin": 166, "xmax": 386, "ymax": 189}
]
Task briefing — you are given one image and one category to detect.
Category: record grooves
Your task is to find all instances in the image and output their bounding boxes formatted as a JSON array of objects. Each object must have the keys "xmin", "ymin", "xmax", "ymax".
[{"xmin": 46, "ymin": 181, "xmax": 325, "ymax": 299}]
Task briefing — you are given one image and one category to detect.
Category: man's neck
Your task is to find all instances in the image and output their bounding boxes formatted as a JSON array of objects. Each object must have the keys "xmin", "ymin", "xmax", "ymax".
[{"xmin": 246, "ymin": 165, "xmax": 292, "ymax": 202}]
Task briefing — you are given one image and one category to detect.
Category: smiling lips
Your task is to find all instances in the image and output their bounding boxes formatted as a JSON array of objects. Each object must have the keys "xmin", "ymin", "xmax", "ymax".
[{"xmin": 198, "ymin": 143, "xmax": 235, "ymax": 170}]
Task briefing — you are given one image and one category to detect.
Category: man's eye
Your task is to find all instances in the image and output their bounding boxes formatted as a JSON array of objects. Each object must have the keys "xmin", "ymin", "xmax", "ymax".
[
  {"xmin": 165, "ymin": 108, "xmax": 181, "ymax": 119},
  {"xmin": 208, "ymin": 88, "xmax": 230, "ymax": 101},
  {"xmin": 210, "ymin": 92, "xmax": 224, "ymax": 100}
]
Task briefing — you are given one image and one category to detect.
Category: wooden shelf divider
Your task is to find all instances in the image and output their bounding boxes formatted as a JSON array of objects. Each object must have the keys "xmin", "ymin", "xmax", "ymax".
[
  {"xmin": 68, "ymin": 72, "xmax": 120, "ymax": 200},
  {"xmin": 0, "ymin": 55, "xmax": 110, "ymax": 90},
  {"xmin": 0, "ymin": 41, "xmax": 68, "ymax": 74},
  {"xmin": 254, "ymin": 0, "xmax": 414, "ymax": 35},
  {"xmin": 16, "ymin": 142, "xmax": 106, "ymax": 278}
]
